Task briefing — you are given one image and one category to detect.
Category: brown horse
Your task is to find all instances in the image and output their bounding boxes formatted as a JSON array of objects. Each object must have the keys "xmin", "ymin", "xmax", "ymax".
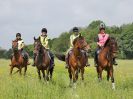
[
  {"xmin": 10, "ymin": 40, "xmax": 28, "ymax": 75},
  {"xmin": 34, "ymin": 37, "xmax": 54, "ymax": 81},
  {"xmin": 56, "ymin": 35, "xmax": 91, "ymax": 87},
  {"xmin": 96, "ymin": 37, "xmax": 118, "ymax": 89}
]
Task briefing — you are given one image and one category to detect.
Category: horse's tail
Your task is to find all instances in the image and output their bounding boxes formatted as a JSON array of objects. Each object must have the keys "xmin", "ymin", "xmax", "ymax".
[{"xmin": 55, "ymin": 53, "xmax": 65, "ymax": 62}]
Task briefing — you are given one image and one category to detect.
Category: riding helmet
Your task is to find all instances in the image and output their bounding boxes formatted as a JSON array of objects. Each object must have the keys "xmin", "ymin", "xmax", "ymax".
[
  {"xmin": 41, "ymin": 28, "xmax": 47, "ymax": 33},
  {"xmin": 16, "ymin": 33, "xmax": 21, "ymax": 37},
  {"xmin": 99, "ymin": 23, "xmax": 105, "ymax": 30},
  {"xmin": 73, "ymin": 27, "xmax": 79, "ymax": 32}
]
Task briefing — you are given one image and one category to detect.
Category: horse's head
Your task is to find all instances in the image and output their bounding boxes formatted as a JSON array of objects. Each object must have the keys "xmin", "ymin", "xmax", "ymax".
[
  {"xmin": 73, "ymin": 35, "xmax": 91, "ymax": 52},
  {"xmin": 106, "ymin": 37, "xmax": 118, "ymax": 57},
  {"xmin": 12, "ymin": 40, "xmax": 18, "ymax": 51},
  {"xmin": 34, "ymin": 37, "xmax": 43, "ymax": 54}
]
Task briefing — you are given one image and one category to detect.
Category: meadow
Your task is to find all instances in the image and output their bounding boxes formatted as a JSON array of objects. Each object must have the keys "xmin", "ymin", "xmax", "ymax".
[{"xmin": 0, "ymin": 59, "xmax": 133, "ymax": 99}]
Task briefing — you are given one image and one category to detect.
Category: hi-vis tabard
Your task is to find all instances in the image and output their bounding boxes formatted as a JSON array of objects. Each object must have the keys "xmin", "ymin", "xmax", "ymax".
[
  {"xmin": 18, "ymin": 39, "xmax": 24, "ymax": 50},
  {"xmin": 40, "ymin": 35, "xmax": 49, "ymax": 49}
]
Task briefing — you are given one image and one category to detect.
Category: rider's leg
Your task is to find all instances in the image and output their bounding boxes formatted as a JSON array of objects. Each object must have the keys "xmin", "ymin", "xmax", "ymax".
[
  {"xmin": 48, "ymin": 50, "xmax": 55, "ymax": 66},
  {"xmin": 94, "ymin": 48, "xmax": 99, "ymax": 67}
]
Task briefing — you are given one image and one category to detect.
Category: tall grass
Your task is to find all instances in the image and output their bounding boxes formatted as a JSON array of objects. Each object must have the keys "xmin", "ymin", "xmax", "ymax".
[{"xmin": 0, "ymin": 59, "xmax": 133, "ymax": 99}]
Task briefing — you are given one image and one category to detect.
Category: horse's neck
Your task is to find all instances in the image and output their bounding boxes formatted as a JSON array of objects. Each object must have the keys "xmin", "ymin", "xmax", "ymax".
[
  {"xmin": 13, "ymin": 51, "xmax": 21, "ymax": 60},
  {"xmin": 102, "ymin": 46, "xmax": 112, "ymax": 58},
  {"xmin": 73, "ymin": 47, "xmax": 81, "ymax": 57},
  {"xmin": 38, "ymin": 48, "xmax": 47, "ymax": 59}
]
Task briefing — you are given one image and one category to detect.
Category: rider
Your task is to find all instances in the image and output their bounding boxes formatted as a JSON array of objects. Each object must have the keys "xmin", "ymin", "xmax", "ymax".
[
  {"xmin": 11, "ymin": 33, "xmax": 30, "ymax": 65},
  {"xmin": 65, "ymin": 27, "xmax": 90, "ymax": 68},
  {"xmin": 94, "ymin": 23, "xmax": 118, "ymax": 67},
  {"xmin": 32, "ymin": 28, "xmax": 55, "ymax": 67}
]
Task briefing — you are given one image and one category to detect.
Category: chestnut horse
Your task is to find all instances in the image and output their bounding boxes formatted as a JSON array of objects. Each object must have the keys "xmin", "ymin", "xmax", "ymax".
[
  {"xmin": 34, "ymin": 37, "xmax": 54, "ymax": 81},
  {"xmin": 10, "ymin": 40, "xmax": 28, "ymax": 75},
  {"xmin": 97, "ymin": 37, "xmax": 118, "ymax": 89},
  {"xmin": 56, "ymin": 35, "xmax": 91, "ymax": 87}
]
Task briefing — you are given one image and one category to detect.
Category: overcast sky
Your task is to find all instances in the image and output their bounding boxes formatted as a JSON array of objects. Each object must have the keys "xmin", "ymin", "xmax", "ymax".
[{"xmin": 0, "ymin": 0, "xmax": 133, "ymax": 49}]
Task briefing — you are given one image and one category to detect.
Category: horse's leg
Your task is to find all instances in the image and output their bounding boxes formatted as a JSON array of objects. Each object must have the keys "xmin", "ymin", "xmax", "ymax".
[
  {"xmin": 97, "ymin": 66, "xmax": 102, "ymax": 82},
  {"xmin": 75, "ymin": 69, "xmax": 79, "ymax": 80},
  {"xmin": 19, "ymin": 66, "xmax": 22, "ymax": 75},
  {"xmin": 10, "ymin": 66, "xmax": 14, "ymax": 75},
  {"xmin": 72, "ymin": 68, "xmax": 76, "ymax": 83},
  {"xmin": 81, "ymin": 68, "xmax": 84, "ymax": 81},
  {"xmin": 50, "ymin": 67, "xmax": 53, "ymax": 80},
  {"xmin": 46, "ymin": 67, "xmax": 50, "ymax": 81},
  {"xmin": 24, "ymin": 66, "xmax": 27, "ymax": 76},
  {"xmin": 68, "ymin": 68, "xmax": 72, "ymax": 86},
  {"xmin": 37, "ymin": 69, "xmax": 41, "ymax": 80},
  {"xmin": 109, "ymin": 67, "xmax": 115, "ymax": 89},
  {"xmin": 107, "ymin": 70, "xmax": 110, "ymax": 81},
  {"xmin": 71, "ymin": 68, "xmax": 77, "ymax": 89},
  {"xmin": 41, "ymin": 69, "xmax": 45, "ymax": 81}
]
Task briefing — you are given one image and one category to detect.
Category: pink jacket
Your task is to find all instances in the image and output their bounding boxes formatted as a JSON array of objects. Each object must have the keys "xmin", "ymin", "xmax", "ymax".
[{"xmin": 97, "ymin": 33, "xmax": 109, "ymax": 47}]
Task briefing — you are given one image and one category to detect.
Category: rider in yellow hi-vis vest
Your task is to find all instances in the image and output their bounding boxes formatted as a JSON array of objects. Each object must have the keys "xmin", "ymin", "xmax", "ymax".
[
  {"xmin": 32, "ymin": 28, "xmax": 55, "ymax": 66},
  {"xmin": 10, "ymin": 33, "xmax": 30, "ymax": 65},
  {"xmin": 65, "ymin": 27, "xmax": 90, "ymax": 68}
]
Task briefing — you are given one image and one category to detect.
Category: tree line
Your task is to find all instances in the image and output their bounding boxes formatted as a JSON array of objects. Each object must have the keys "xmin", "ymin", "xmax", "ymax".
[{"xmin": 0, "ymin": 20, "xmax": 133, "ymax": 59}]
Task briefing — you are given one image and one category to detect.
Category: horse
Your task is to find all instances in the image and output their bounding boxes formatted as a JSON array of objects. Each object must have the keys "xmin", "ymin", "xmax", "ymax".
[
  {"xmin": 10, "ymin": 40, "xmax": 28, "ymax": 75},
  {"xmin": 34, "ymin": 37, "xmax": 54, "ymax": 81},
  {"xmin": 56, "ymin": 35, "xmax": 91, "ymax": 87},
  {"xmin": 96, "ymin": 37, "xmax": 118, "ymax": 89}
]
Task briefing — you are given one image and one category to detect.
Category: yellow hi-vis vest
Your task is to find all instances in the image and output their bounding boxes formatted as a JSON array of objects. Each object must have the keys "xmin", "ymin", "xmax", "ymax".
[
  {"xmin": 40, "ymin": 35, "xmax": 49, "ymax": 49},
  {"xmin": 70, "ymin": 34, "xmax": 79, "ymax": 48}
]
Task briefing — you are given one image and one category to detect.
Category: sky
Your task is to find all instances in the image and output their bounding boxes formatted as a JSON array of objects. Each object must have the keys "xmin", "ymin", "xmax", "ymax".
[{"xmin": 0, "ymin": 0, "xmax": 133, "ymax": 49}]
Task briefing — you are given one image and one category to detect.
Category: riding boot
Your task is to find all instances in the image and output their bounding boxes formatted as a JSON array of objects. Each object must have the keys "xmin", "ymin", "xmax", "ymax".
[
  {"xmin": 48, "ymin": 50, "xmax": 55, "ymax": 67},
  {"xmin": 113, "ymin": 58, "xmax": 118, "ymax": 66},
  {"xmin": 51, "ymin": 57, "xmax": 55, "ymax": 67}
]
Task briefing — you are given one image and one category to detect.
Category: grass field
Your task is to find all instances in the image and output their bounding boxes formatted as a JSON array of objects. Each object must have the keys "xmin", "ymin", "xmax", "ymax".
[{"xmin": 0, "ymin": 59, "xmax": 133, "ymax": 99}]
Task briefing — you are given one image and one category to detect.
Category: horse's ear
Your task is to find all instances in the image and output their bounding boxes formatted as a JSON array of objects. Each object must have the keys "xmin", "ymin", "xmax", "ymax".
[{"xmin": 34, "ymin": 37, "xmax": 36, "ymax": 41}]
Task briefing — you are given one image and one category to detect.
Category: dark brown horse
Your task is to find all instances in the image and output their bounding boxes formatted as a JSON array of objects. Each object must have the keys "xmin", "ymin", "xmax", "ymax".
[
  {"xmin": 34, "ymin": 37, "xmax": 54, "ymax": 81},
  {"xmin": 10, "ymin": 40, "xmax": 28, "ymax": 75},
  {"xmin": 97, "ymin": 37, "xmax": 118, "ymax": 89},
  {"xmin": 56, "ymin": 35, "xmax": 91, "ymax": 87}
]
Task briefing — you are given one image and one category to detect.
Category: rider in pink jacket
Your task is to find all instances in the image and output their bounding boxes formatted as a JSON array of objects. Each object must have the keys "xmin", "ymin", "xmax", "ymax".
[{"xmin": 94, "ymin": 23, "xmax": 117, "ymax": 67}]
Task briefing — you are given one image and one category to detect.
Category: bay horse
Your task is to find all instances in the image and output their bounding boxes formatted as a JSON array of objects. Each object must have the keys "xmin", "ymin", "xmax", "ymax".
[
  {"xmin": 96, "ymin": 37, "xmax": 118, "ymax": 89},
  {"xmin": 56, "ymin": 34, "xmax": 91, "ymax": 87},
  {"xmin": 34, "ymin": 37, "xmax": 54, "ymax": 81},
  {"xmin": 10, "ymin": 40, "xmax": 28, "ymax": 75}
]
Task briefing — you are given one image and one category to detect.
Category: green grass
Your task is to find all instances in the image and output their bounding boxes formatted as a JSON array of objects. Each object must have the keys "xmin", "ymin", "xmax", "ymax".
[{"xmin": 0, "ymin": 59, "xmax": 133, "ymax": 99}]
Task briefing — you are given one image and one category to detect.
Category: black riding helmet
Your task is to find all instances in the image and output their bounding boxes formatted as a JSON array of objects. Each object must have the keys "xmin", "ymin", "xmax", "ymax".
[
  {"xmin": 16, "ymin": 33, "xmax": 21, "ymax": 37},
  {"xmin": 41, "ymin": 28, "xmax": 47, "ymax": 33},
  {"xmin": 73, "ymin": 27, "xmax": 79, "ymax": 32}
]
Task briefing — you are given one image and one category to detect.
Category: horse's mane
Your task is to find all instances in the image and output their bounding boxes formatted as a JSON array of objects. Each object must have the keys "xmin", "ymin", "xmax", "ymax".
[
  {"xmin": 73, "ymin": 36, "xmax": 84, "ymax": 45},
  {"xmin": 104, "ymin": 37, "xmax": 116, "ymax": 47}
]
